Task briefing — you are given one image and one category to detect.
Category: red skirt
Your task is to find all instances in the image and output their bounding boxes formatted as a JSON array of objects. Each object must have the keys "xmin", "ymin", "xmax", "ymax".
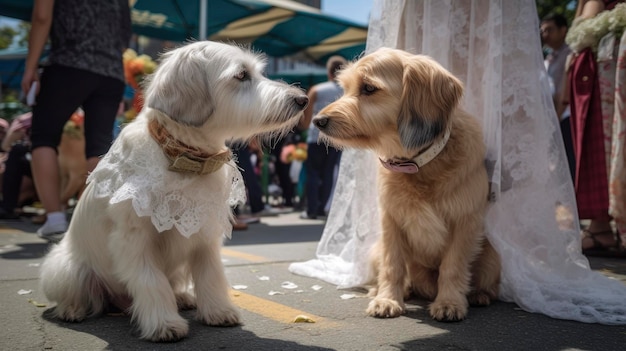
[{"xmin": 569, "ymin": 48, "xmax": 610, "ymax": 220}]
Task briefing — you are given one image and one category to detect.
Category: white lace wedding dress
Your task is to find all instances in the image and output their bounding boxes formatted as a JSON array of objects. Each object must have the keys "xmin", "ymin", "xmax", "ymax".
[{"xmin": 289, "ymin": 0, "xmax": 626, "ymax": 325}]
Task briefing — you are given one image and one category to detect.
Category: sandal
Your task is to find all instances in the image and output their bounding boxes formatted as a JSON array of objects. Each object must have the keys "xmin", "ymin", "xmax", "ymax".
[
  {"xmin": 581, "ymin": 229, "xmax": 626, "ymax": 258},
  {"xmin": 231, "ymin": 220, "xmax": 248, "ymax": 231}
]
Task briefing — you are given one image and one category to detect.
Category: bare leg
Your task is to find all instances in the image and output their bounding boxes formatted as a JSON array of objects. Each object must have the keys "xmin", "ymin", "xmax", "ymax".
[{"xmin": 31, "ymin": 147, "xmax": 62, "ymax": 213}]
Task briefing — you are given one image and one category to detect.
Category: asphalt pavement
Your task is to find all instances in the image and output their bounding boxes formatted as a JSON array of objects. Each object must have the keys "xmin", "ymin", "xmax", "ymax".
[{"xmin": 1, "ymin": 211, "xmax": 625, "ymax": 351}]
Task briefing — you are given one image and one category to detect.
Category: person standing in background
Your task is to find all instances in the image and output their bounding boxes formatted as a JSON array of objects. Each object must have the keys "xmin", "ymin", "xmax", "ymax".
[
  {"xmin": 21, "ymin": 0, "xmax": 131, "ymax": 242},
  {"xmin": 567, "ymin": 0, "xmax": 626, "ymax": 255},
  {"xmin": 298, "ymin": 56, "xmax": 347, "ymax": 220},
  {"xmin": 0, "ymin": 113, "xmax": 35, "ymax": 219},
  {"xmin": 541, "ymin": 13, "xmax": 575, "ymax": 180}
]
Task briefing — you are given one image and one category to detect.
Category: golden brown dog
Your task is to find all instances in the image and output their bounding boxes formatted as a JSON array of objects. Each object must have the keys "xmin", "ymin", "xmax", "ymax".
[
  {"xmin": 58, "ymin": 111, "xmax": 87, "ymax": 206},
  {"xmin": 313, "ymin": 48, "xmax": 500, "ymax": 322}
]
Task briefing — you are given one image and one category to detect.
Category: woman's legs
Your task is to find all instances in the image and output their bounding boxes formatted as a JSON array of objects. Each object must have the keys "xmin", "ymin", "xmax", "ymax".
[{"xmin": 31, "ymin": 66, "xmax": 122, "ymax": 241}]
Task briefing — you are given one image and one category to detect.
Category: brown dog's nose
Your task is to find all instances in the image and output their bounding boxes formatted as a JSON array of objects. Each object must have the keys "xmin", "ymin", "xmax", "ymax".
[
  {"xmin": 313, "ymin": 115, "xmax": 329, "ymax": 130},
  {"xmin": 294, "ymin": 95, "xmax": 309, "ymax": 109}
]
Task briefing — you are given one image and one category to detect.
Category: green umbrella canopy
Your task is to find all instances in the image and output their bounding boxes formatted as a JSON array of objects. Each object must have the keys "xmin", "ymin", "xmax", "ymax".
[{"xmin": 0, "ymin": 0, "xmax": 367, "ymax": 63}]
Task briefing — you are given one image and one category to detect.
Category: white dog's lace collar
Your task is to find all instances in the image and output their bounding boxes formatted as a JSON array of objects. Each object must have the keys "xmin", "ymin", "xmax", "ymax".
[
  {"xmin": 379, "ymin": 128, "xmax": 451, "ymax": 174},
  {"xmin": 148, "ymin": 119, "xmax": 232, "ymax": 175}
]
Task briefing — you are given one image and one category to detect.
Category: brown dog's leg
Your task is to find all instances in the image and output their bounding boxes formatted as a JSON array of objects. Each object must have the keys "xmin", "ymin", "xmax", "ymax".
[
  {"xmin": 468, "ymin": 239, "xmax": 500, "ymax": 306},
  {"xmin": 429, "ymin": 215, "xmax": 482, "ymax": 322},
  {"xmin": 408, "ymin": 263, "xmax": 438, "ymax": 301},
  {"xmin": 366, "ymin": 211, "xmax": 407, "ymax": 318}
]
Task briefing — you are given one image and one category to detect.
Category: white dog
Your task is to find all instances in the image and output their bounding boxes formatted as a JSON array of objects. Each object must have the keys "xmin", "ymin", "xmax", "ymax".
[{"xmin": 39, "ymin": 41, "xmax": 308, "ymax": 342}]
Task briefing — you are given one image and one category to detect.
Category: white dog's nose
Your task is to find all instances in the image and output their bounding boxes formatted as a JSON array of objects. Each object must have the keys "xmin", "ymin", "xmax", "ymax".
[{"xmin": 294, "ymin": 95, "xmax": 309, "ymax": 109}]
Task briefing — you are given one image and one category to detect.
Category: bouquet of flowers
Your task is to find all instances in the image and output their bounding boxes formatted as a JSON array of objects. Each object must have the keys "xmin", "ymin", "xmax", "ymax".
[
  {"xmin": 566, "ymin": 3, "xmax": 626, "ymax": 53},
  {"xmin": 280, "ymin": 142, "xmax": 308, "ymax": 163},
  {"xmin": 62, "ymin": 110, "xmax": 84, "ymax": 139},
  {"xmin": 123, "ymin": 49, "xmax": 157, "ymax": 89},
  {"xmin": 123, "ymin": 49, "xmax": 157, "ymax": 117}
]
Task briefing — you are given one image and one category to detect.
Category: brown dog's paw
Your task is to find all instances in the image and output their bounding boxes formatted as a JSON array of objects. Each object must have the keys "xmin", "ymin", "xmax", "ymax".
[
  {"xmin": 197, "ymin": 306, "xmax": 241, "ymax": 327},
  {"xmin": 175, "ymin": 292, "xmax": 196, "ymax": 310},
  {"xmin": 145, "ymin": 317, "xmax": 189, "ymax": 342},
  {"xmin": 467, "ymin": 291, "xmax": 493, "ymax": 307},
  {"xmin": 428, "ymin": 298, "xmax": 468, "ymax": 322},
  {"xmin": 366, "ymin": 297, "xmax": 405, "ymax": 318}
]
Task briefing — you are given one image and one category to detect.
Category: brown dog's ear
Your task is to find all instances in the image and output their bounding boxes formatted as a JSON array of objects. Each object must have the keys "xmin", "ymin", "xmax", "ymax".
[{"xmin": 397, "ymin": 56, "xmax": 463, "ymax": 150}]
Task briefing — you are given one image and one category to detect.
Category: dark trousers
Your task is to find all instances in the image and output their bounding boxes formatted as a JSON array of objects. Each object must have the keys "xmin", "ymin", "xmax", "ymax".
[
  {"xmin": 1, "ymin": 143, "xmax": 32, "ymax": 212},
  {"xmin": 234, "ymin": 147, "xmax": 265, "ymax": 214},
  {"xmin": 270, "ymin": 138, "xmax": 295, "ymax": 206},
  {"xmin": 31, "ymin": 65, "xmax": 124, "ymax": 158},
  {"xmin": 305, "ymin": 143, "xmax": 340, "ymax": 216},
  {"xmin": 561, "ymin": 117, "xmax": 575, "ymax": 181}
]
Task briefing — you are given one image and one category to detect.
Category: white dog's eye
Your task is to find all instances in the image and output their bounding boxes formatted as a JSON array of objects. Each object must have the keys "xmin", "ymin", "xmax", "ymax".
[
  {"xmin": 235, "ymin": 70, "xmax": 250, "ymax": 81},
  {"xmin": 362, "ymin": 83, "xmax": 377, "ymax": 95}
]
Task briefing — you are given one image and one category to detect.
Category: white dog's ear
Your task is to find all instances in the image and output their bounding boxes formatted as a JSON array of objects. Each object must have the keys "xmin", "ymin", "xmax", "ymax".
[
  {"xmin": 397, "ymin": 56, "xmax": 463, "ymax": 150},
  {"xmin": 143, "ymin": 49, "xmax": 214, "ymax": 126}
]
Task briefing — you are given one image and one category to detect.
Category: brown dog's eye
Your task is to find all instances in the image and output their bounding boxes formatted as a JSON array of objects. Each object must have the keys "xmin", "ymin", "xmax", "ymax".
[
  {"xmin": 235, "ymin": 70, "xmax": 250, "ymax": 81},
  {"xmin": 361, "ymin": 83, "xmax": 377, "ymax": 95}
]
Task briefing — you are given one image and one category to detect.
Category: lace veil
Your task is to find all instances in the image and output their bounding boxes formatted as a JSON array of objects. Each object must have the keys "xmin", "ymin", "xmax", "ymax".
[{"xmin": 289, "ymin": 0, "xmax": 626, "ymax": 324}]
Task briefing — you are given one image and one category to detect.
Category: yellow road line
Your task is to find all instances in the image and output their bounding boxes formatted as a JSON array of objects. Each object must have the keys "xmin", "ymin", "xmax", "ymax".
[
  {"xmin": 221, "ymin": 248, "xmax": 267, "ymax": 262},
  {"xmin": 0, "ymin": 226, "xmax": 28, "ymax": 234},
  {"xmin": 230, "ymin": 289, "xmax": 337, "ymax": 327}
]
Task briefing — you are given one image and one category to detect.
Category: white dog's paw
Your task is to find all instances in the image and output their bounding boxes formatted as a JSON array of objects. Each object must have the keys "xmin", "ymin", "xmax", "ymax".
[
  {"xmin": 142, "ymin": 316, "xmax": 189, "ymax": 342},
  {"xmin": 175, "ymin": 292, "xmax": 197, "ymax": 310},
  {"xmin": 53, "ymin": 304, "xmax": 88, "ymax": 322},
  {"xmin": 428, "ymin": 297, "xmax": 468, "ymax": 322},
  {"xmin": 366, "ymin": 297, "xmax": 405, "ymax": 318},
  {"xmin": 197, "ymin": 305, "xmax": 241, "ymax": 327}
]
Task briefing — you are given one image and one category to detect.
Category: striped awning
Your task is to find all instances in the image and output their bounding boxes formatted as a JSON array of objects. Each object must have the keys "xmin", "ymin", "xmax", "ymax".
[
  {"xmin": 0, "ymin": 0, "xmax": 367, "ymax": 62},
  {"xmin": 131, "ymin": 0, "xmax": 367, "ymax": 62}
]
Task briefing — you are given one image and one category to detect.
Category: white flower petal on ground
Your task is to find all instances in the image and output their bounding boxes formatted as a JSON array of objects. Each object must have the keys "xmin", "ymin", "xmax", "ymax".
[{"xmin": 281, "ymin": 281, "xmax": 298, "ymax": 289}]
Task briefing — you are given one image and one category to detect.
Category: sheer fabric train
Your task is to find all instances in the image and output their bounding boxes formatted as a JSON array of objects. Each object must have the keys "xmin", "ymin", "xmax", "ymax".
[{"xmin": 289, "ymin": 0, "xmax": 626, "ymax": 325}]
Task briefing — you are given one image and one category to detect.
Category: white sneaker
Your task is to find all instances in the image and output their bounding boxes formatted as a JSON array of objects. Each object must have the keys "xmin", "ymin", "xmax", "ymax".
[
  {"xmin": 37, "ymin": 221, "xmax": 68, "ymax": 243},
  {"xmin": 252, "ymin": 205, "xmax": 291, "ymax": 217}
]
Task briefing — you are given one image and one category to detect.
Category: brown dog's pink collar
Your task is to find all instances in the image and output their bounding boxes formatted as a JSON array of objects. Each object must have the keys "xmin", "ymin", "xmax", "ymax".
[{"xmin": 379, "ymin": 129, "xmax": 450, "ymax": 174}]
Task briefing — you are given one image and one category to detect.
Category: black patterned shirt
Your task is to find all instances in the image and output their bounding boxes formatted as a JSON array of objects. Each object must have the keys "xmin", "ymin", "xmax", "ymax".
[{"xmin": 48, "ymin": 0, "xmax": 131, "ymax": 82}]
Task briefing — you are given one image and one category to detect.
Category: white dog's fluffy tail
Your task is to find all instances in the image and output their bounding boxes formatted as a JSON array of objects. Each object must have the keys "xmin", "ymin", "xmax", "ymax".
[{"xmin": 40, "ymin": 241, "xmax": 107, "ymax": 321}]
